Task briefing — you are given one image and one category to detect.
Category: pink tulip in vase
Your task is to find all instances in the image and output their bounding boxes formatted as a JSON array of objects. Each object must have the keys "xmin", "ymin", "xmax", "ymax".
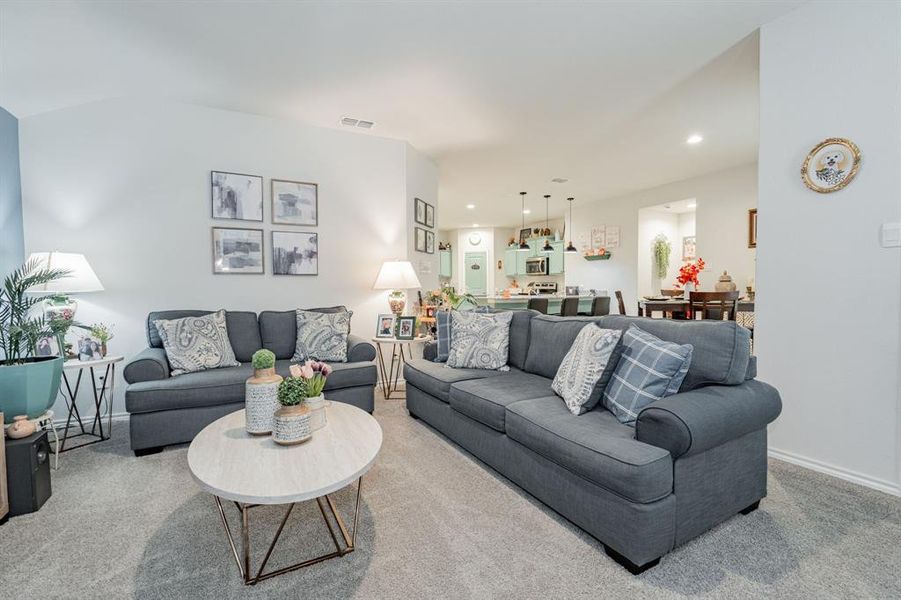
[{"xmin": 289, "ymin": 360, "xmax": 332, "ymax": 432}]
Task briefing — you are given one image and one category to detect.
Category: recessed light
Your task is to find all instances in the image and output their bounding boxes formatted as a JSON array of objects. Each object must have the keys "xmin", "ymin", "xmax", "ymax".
[
  {"xmin": 551, "ymin": 178, "xmax": 569, "ymax": 184},
  {"xmin": 687, "ymin": 201, "xmax": 697, "ymax": 208},
  {"xmin": 466, "ymin": 204, "xmax": 475, "ymax": 210},
  {"xmin": 523, "ymin": 209, "xmax": 531, "ymax": 215},
  {"xmin": 472, "ymin": 223, "xmax": 479, "ymax": 228},
  {"xmin": 686, "ymin": 134, "xmax": 703, "ymax": 145}
]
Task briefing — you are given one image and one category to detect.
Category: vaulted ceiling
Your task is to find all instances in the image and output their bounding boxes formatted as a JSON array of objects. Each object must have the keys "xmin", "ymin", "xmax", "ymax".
[{"xmin": 0, "ymin": 1, "xmax": 802, "ymax": 227}]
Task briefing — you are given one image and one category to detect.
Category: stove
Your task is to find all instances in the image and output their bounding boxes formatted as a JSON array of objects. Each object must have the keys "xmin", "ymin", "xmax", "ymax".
[{"xmin": 526, "ymin": 281, "xmax": 558, "ymax": 295}]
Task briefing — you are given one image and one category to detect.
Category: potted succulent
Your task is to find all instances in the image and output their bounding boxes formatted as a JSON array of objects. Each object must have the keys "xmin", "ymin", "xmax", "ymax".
[
  {"xmin": 291, "ymin": 360, "xmax": 332, "ymax": 431},
  {"xmin": 0, "ymin": 258, "xmax": 69, "ymax": 424},
  {"xmin": 244, "ymin": 349, "xmax": 282, "ymax": 435},
  {"xmin": 273, "ymin": 371, "xmax": 314, "ymax": 445}
]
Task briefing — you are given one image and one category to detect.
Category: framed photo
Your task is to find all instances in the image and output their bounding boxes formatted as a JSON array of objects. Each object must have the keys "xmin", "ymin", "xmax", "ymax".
[
  {"xmin": 414, "ymin": 198, "xmax": 427, "ymax": 226},
  {"xmin": 211, "ymin": 171, "xmax": 263, "ymax": 221},
  {"xmin": 518, "ymin": 228, "xmax": 531, "ymax": 244},
  {"xmin": 36, "ymin": 336, "xmax": 60, "ymax": 358},
  {"xmin": 426, "ymin": 230, "xmax": 435, "ymax": 254},
  {"xmin": 682, "ymin": 235, "xmax": 696, "ymax": 261},
  {"xmin": 415, "ymin": 227, "xmax": 427, "ymax": 253},
  {"xmin": 425, "ymin": 203, "xmax": 435, "ymax": 228},
  {"xmin": 272, "ymin": 231, "xmax": 318, "ymax": 275},
  {"xmin": 78, "ymin": 337, "xmax": 103, "ymax": 361},
  {"xmin": 212, "ymin": 227, "xmax": 264, "ymax": 274},
  {"xmin": 801, "ymin": 137, "xmax": 861, "ymax": 194},
  {"xmin": 272, "ymin": 179, "xmax": 318, "ymax": 226},
  {"xmin": 376, "ymin": 314, "xmax": 396, "ymax": 338},
  {"xmin": 748, "ymin": 209, "xmax": 758, "ymax": 248},
  {"xmin": 396, "ymin": 316, "xmax": 416, "ymax": 340}
]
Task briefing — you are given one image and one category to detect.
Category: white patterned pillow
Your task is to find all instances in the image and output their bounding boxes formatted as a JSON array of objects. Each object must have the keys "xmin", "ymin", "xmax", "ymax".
[
  {"xmin": 446, "ymin": 310, "xmax": 513, "ymax": 370},
  {"xmin": 292, "ymin": 309, "xmax": 351, "ymax": 363},
  {"xmin": 552, "ymin": 324, "xmax": 622, "ymax": 415},
  {"xmin": 153, "ymin": 310, "xmax": 239, "ymax": 376}
]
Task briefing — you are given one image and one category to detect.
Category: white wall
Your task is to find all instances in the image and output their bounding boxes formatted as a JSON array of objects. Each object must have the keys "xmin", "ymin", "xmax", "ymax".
[
  {"xmin": 637, "ymin": 209, "xmax": 680, "ymax": 298},
  {"xmin": 758, "ymin": 2, "xmax": 901, "ymax": 495},
  {"xmin": 405, "ymin": 144, "xmax": 440, "ymax": 293},
  {"xmin": 19, "ymin": 99, "xmax": 437, "ymax": 415},
  {"xmin": 564, "ymin": 164, "xmax": 757, "ymax": 304}
]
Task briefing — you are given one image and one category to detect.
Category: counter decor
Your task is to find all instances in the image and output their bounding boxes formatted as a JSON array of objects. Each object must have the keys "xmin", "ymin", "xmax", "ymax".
[
  {"xmin": 273, "ymin": 375, "xmax": 312, "ymax": 445},
  {"xmin": 583, "ymin": 247, "xmax": 612, "ymax": 261},
  {"xmin": 245, "ymin": 349, "xmax": 282, "ymax": 435}
]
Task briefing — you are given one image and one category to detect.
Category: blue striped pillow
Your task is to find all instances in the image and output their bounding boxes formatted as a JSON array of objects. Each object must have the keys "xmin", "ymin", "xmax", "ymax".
[{"xmin": 602, "ymin": 324, "xmax": 693, "ymax": 425}]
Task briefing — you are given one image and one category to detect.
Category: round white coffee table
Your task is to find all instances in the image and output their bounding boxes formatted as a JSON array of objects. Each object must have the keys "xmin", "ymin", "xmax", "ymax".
[{"xmin": 188, "ymin": 402, "xmax": 382, "ymax": 585}]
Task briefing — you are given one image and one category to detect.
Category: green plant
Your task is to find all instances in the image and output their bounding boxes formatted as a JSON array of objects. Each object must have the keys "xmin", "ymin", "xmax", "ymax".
[
  {"xmin": 89, "ymin": 322, "xmax": 115, "ymax": 344},
  {"xmin": 305, "ymin": 373, "xmax": 326, "ymax": 397},
  {"xmin": 653, "ymin": 234, "xmax": 671, "ymax": 279},
  {"xmin": 252, "ymin": 349, "xmax": 275, "ymax": 369},
  {"xmin": 277, "ymin": 377, "xmax": 307, "ymax": 406},
  {"xmin": 0, "ymin": 258, "xmax": 71, "ymax": 365}
]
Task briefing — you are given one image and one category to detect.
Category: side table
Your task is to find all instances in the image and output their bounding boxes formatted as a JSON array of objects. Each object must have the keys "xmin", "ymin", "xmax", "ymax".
[
  {"xmin": 371, "ymin": 336, "xmax": 430, "ymax": 399},
  {"xmin": 56, "ymin": 355, "xmax": 124, "ymax": 453}
]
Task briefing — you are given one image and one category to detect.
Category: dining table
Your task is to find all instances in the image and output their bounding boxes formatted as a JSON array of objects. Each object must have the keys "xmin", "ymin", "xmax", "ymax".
[{"xmin": 638, "ymin": 297, "xmax": 755, "ymax": 326}]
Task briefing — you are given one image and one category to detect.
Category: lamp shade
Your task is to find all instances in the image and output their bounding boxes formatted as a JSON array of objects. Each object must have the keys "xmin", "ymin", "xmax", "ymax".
[
  {"xmin": 26, "ymin": 252, "xmax": 104, "ymax": 293},
  {"xmin": 373, "ymin": 260, "xmax": 421, "ymax": 290}
]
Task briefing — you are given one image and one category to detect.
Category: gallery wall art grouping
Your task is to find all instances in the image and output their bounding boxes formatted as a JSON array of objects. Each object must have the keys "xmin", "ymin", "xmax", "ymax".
[
  {"xmin": 413, "ymin": 197, "xmax": 436, "ymax": 254},
  {"xmin": 211, "ymin": 170, "xmax": 319, "ymax": 275}
]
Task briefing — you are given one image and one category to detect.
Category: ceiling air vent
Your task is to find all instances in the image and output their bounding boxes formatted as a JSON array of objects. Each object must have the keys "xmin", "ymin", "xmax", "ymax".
[
  {"xmin": 551, "ymin": 177, "xmax": 569, "ymax": 184},
  {"xmin": 341, "ymin": 117, "xmax": 376, "ymax": 129}
]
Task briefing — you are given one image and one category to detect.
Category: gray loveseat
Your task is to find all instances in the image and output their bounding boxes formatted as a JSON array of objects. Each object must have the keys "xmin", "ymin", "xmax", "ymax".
[
  {"xmin": 124, "ymin": 309, "xmax": 377, "ymax": 455},
  {"xmin": 404, "ymin": 311, "xmax": 781, "ymax": 574}
]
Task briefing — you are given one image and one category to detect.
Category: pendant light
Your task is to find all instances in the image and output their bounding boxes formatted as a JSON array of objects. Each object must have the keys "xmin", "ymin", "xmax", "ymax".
[
  {"xmin": 517, "ymin": 192, "xmax": 530, "ymax": 252},
  {"xmin": 564, "ymin": 197, "xmax": 579, "ymax": 253},
  {"xmin": 540, "ymin": 194, "xmax": 554, "ymax": 253}
]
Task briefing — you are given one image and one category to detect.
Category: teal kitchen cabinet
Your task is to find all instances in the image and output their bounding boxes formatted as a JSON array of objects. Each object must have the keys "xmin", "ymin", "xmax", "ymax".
[
  {"xmin": 516, "ymin": 248, "xmax": 529, "ymax": 275},
  {"xmin": 439, "ymin": 249, "xmax": 452, "ymax": 278},
  {"xmin": 548, "ymin": 241, "xmax": 565, "ymax": 274},
  {"xmin": 504, "ymin": 248, "xmax": 518, "ymax": 277}
]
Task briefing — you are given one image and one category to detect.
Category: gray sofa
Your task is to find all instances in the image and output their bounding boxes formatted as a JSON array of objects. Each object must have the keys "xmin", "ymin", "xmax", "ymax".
[
  {"xmin": 404, "ymin": 311, "xmax": 781, "ymax": 574},
  {"xmin": 124, "ymin": 309, "xmax": 377, "ymax": 455}
]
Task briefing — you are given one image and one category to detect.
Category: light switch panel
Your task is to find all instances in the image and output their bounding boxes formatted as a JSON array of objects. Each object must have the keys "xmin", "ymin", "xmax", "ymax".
[{"xmin": 881, "ymin": 222, "xmax": 901, "ymax": 247}]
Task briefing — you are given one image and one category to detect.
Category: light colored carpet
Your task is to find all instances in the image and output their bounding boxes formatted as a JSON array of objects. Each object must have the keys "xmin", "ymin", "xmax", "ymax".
[{"xmin": 1, "ymin": 398, "xmax": 899, "ymax": 599}]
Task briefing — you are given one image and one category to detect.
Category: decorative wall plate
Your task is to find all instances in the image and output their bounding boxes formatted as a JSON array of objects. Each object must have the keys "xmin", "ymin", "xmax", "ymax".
[{"xmin": 801, "ymin": 138, "xmax": 861, "ymax": 193}]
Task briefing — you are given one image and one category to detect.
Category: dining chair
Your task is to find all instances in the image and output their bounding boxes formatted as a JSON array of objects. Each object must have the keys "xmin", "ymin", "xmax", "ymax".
[
  {"xmin": 559, "ymin": 297, "xmax": 579, "ymax": 317},
  {"xmin": 527, "ymin": 297, "xmax": 549, "ymax": 314},
  {"xmin": 689, "ymin": 291, "xmax": 740, "ymax": 320},
  {"xmin": 614, "ymin": 290, "xmax": 627, "ymax": 315},
  {"xmin": 578, "ymin": 296, "xmax": 610, "ymax": 317}
]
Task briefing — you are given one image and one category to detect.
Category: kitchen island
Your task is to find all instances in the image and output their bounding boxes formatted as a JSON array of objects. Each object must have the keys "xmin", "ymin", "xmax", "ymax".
[{"xmin": 474, "ymin": 295, "xmax": 601, "ymax": 314}]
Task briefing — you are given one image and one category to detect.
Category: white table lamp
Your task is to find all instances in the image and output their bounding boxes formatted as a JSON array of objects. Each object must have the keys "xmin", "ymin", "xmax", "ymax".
[
  {"xmin": 373, "ymin": 260, "xmax": 421, "ymax": 315},
  {"xmin": 26, "ymin": 251, "xmax": 104, "ymax": 321}
]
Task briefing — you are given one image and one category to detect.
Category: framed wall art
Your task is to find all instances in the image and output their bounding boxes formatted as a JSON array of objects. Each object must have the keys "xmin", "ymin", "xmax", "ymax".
[
  {"xmin": 682, "ymin": 235, "xmax": 696, "ymax": 261},
  {"xmin": 415, "ymin": 227, "xmax": 427, "ymax": 253},
  {"xmin": 272, "ymin": 179, "xmax": 318, "ymax": 226},
  {"xmin": 211, "ymin": 171, "xmax": 263, "ymax": 221},
  {"xmin": 425, "ymin": 203, "xmax": 435, "ymax": 228},
  {"xmin": 272, "ymin": 231, "xmax": 318, "ymax": 275},
  {"xmin": 414, "ymin": 198, "xmax": 427, "ymax": 226},
  {"xmin": 748, "ymin": 209, "xmax": 758, "ymax": 248},
  {"xmin": 212, "ymin": 227, "xmax": 264, "ymax": 274},
  {"xmin": 801, "ymin": 137, "xmax": 861, "ymax": 193},
  {"xmin": 426, "ymin": 230, "xmax": 435, "ymax": 254}
]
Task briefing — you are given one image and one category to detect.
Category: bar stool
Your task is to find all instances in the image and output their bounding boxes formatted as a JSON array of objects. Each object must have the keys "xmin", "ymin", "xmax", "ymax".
[
  {"xmin": 527, "ymin": 297, "xmax": 549, "ymax": 314},
  {"xmin": 559, "ymin": 297, "xmax": 579, "ymax": 316}
]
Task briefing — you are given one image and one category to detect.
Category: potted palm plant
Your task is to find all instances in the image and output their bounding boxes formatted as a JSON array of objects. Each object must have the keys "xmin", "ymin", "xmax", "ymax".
[{"xmin": 0, "ymin": 258, "xmax": 70, "ymax": 424}]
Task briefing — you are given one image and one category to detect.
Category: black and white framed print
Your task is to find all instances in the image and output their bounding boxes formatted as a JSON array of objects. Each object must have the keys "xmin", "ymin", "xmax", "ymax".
[
  {"xmin": 272, "ymin": 179, "xmax": 318, "ymax": 226},
  {"xmin": 211, "ymin": 171, "xmax": 263, "ymax": 221},
  {"xmin": 425, "ymin": 203, "xmax": 435, "ymax": 228},
  {"xmin": 414, "ymin": 198, "xmax": 426, "ymax": 226},
  {"xmin": 426, "ymin": 230, "xmax": 435, "ymax": 254},
  {"xmin": 415, "ymin": 227, "xmax": 427, "ymax": 253},
  {"xmin": 212, "ymin": 227, "xmax": 264, "ymax": 274},
  {"xmin": 271, "ymin": 230, "xmax": 318, "ymax": 275}
]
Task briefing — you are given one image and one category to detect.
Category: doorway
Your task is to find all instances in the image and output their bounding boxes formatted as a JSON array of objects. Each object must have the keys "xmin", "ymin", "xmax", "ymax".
[{"xmin": 464, "ymin": 252, "xmax": 487, "ymax": 297}]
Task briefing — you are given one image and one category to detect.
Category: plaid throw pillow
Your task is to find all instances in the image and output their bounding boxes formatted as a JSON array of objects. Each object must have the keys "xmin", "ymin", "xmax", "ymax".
[{"xmin": 602, "ymin": 324, "xmax": 692, "ymax": 425}]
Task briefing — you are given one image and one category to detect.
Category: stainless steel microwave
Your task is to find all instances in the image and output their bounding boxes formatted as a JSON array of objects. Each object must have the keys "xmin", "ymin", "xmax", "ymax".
[{"xmin": 525, "ymin": 257, "xmax": 548, "ymax": 275}]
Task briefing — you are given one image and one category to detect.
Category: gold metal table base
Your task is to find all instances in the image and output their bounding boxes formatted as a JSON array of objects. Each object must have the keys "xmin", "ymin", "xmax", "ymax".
[
  {"xmin": 214, "ymin": 477, "xmax": 363, "ymax": 585},
  {"xmin": 375, "ymin": 343, "xmax": 411, "ymax": 399}
]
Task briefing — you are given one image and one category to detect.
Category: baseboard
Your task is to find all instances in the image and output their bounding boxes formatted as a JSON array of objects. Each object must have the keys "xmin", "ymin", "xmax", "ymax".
[
  {"xmin": 768, "ymin": 447, "xmax": 901, "ymax": 498},
  {"xmin": 51, "ymin": 411, "xmax": 129, "ymax": 428}
]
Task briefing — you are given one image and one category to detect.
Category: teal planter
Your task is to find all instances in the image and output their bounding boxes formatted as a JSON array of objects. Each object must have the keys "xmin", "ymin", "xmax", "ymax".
[{"xmin": 0, "ymin": 356, "xmax": 63, "ymax": 423}]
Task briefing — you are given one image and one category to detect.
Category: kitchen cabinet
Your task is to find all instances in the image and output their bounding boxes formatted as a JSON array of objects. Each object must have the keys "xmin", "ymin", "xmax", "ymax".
[
  {"xmin": 504, "ymin": 248, "xmax": 518, "ymax": 277},
  {"xmin": 439, "ymin": 249, "xmax": 452, "ymax": 278},
  {"xmin": 516, "ymin": 249, "xmax": 529, "ymax": 275},
  {"xmin": 548, "ymin": 241, "xmax": 565, "ymax": 274}
]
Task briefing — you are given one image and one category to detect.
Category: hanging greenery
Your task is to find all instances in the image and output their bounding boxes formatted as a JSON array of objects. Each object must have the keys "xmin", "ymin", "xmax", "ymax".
[{"xmin": 653, "ymin": 234, "xmax": 671, "ymax": 279}]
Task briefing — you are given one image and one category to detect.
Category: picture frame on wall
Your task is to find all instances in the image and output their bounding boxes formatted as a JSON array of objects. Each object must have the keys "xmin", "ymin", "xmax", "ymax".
[
  {"xmin": 414, "ymin": 198, "xmax": 427, "ymax": 226},
  {"xmin": 682, "ymin": 235, "xmax": 696, "ymax": 261},
  {"xmin": 415, "ymin": 227, "xmax": 427, "ymax": 252},
  {"xmin": 272, "ymin": 179, "xmax": 318, "ymax": 226},
  {"xmin": 211, "ymin": 171, "xmax": 263, "ymax": 221},
  {"xmin": 748, "ymin": 209, "xmax": 758, "ymax": 248},
  {"xmin": 426, "ymin": 230, "xmax": 435, "ymax": 254},
  {"xmin": 376, "ymin": 314, "xmax": 396, "ymax": 338},
  {"xmin": 518, "ymin": 228, "xmax": 531, "ymax": 244},
  {"xmin": 396, "ymin": 316, "xmax": 417, "ymax": 340},
  {"xmin": 425, "ymin": 203, "xmax": 435, "ymax": 228},
  {"xmin": 212, "ymin": 227, "xmax": 264, "ymax": 274},
  {"xmin": 272, "ymin": 230, "xmax": 318, "ymax": 275}
]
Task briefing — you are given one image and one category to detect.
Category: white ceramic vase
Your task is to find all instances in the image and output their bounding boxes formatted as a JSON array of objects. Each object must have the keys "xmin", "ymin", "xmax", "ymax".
[
  {"xmin": 273, "ymin": 404, "xmax": 313, "ymax": 445},
  {"xmin": 306, "ymin": 395, "xmax": 328, "ymax": 431},
  {"xmin": 245, "ymin": 367, "xmax": 282, "ymax": 435}
]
